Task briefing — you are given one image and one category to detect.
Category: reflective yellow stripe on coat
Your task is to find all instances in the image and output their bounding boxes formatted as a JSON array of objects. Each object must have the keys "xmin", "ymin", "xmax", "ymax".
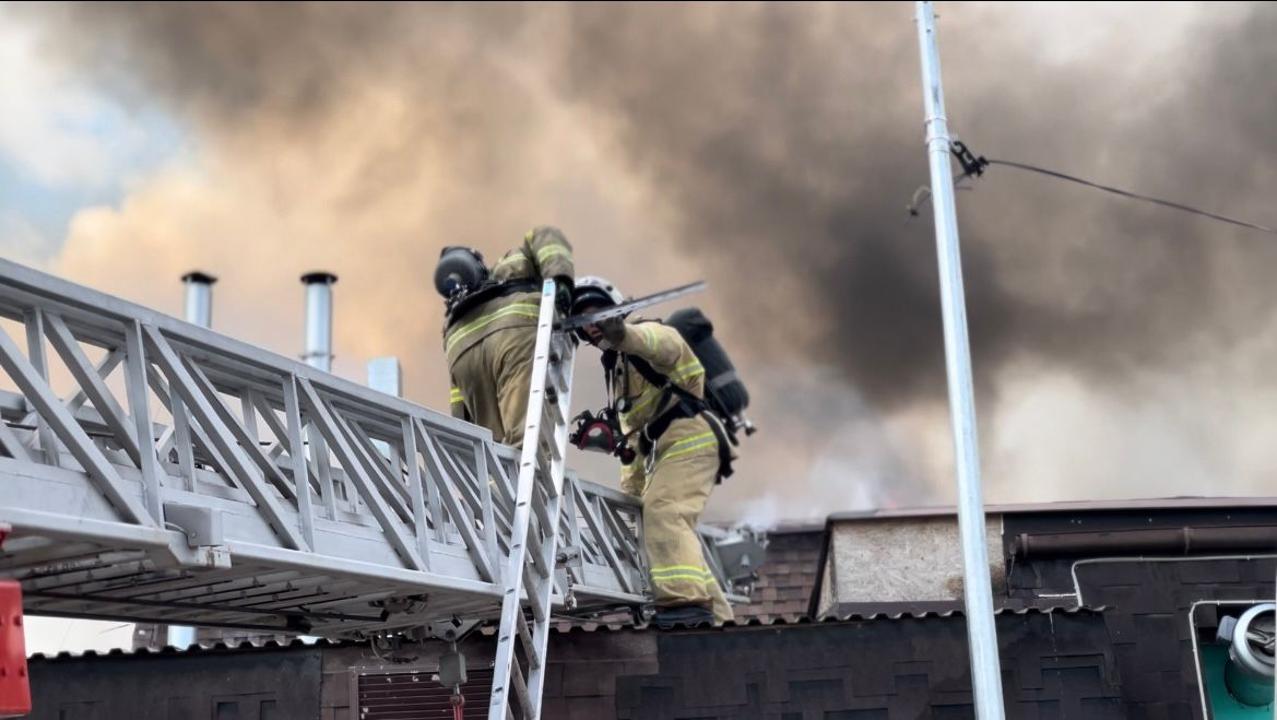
[{"xmin": 445, "ymin": 302, "xmax": 540, "ymax": 355}]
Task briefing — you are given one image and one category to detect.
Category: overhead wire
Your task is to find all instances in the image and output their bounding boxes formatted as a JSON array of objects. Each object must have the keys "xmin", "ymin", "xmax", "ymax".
[
  {"xmin": 907, "ymin": 141, "xmax": 1277, "ymax": 237},
  {"xmin": 985, "ymin": 158, "xmax": 1277, "ymax": 235}
]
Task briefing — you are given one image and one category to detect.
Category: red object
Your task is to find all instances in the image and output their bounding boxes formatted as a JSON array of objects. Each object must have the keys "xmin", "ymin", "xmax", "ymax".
[
  {"xmin": 0, "ymin": 579, "xmax": 30, "ymax": 719},
  {"xmin": 450, "ymin": 692, "xmax": 465, "ymax": 720}
]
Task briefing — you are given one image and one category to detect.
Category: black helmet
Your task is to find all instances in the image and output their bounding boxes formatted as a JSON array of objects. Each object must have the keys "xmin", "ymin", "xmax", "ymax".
[{"xmin": 434, "ymin": 246, "xmax": 488, "ymax": 298}]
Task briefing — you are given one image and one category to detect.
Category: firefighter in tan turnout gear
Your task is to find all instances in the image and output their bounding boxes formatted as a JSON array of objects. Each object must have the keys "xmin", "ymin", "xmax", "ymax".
[
  {"xmin": 435, "ymin": 227, "xmax": 574, "ymax": 447},
  {"xmin": 571, "ymin": 276, "xmax": 735, "ymax": 627}
]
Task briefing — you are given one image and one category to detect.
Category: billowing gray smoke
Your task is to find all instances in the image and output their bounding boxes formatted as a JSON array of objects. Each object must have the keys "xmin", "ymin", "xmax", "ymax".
[
  {"xmin": 555, "ymin": 2, "xmax": 1277, "ymax": 411},
  {"xmin": 15, "ymin": 2, "xmax": 1277, "ymax": 518}
]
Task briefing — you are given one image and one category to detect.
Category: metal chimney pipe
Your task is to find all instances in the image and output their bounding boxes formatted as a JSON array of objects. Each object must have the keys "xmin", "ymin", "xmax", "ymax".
[
  {"xmin": 181, "ymin": 271, "xmax": 217, "ymax": 328},
  {"xmin": 301, "ymin": 272, "xmax": 337, "ymax": 372}
]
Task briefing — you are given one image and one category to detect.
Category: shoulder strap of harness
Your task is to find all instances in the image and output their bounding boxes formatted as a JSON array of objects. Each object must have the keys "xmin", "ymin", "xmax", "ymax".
[
  {"xmin": 617, "ymin": 355, "xmax": 735, "ymax": 480},
  {"xmin": 445, "ymin": 278, "xmax": 541, "ymax": 328}
]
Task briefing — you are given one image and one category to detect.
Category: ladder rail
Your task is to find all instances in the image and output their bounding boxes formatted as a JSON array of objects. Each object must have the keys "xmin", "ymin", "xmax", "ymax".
[
  {"xmin": 488, "ymin": 281, "xmax": 573, "ymax": 720},
  {"xmin": 525, "ymin": 330, "xmax": 574, "ymax": 716}
]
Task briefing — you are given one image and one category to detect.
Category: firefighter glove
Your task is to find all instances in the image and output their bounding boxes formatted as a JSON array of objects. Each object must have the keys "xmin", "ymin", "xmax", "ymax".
[
  {"xmin": 554, "ymin": 276, "xmax": 574, "ymax": 316},
  {"xmin": 598, "ymin": 316, "xmax": 627, "ymax": 347}
]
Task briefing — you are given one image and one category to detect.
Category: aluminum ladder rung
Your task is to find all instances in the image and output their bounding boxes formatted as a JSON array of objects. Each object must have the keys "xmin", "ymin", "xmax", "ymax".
[
  {"xmin": 542, "ymin": 382, "xmax": 566, "ymax": 429},
  {"xmin": 521, "ymin": 564, "xmax": 546, "ymax": 623},
  {"xmin": 547, "ymin": 339, "xmax": 570, "ymax": 383},
  {"xmin": 515, "ymin": 611, "xmax": 540, "ymax": 671},
  {"xmin": 509, "ymin": 656, "xmax": 534, "ymax": 720},
  {"xmin": 525, "ymin": 519, "xmax": 550, "ymax": 580},
  {"xmin": 534, "ymin": 452, "xmax": 559, "ymax": 500},
  {"xmin": 537, "ymin": 408, "xmax": 563, "ymax": 465},
  {"xmin": 528, "ymin": 483, "xmax": 552, "ymax": 540}
]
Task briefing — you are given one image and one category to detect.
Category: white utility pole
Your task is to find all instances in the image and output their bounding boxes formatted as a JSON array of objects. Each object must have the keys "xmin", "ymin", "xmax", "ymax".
[{"xmin": 913, "ymin": 2, "xmax": 1006, "ymax": 717}]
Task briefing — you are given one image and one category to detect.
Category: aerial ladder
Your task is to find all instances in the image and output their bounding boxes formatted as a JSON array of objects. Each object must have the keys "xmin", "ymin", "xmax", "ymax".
[{"xmin": 0, "ymin": 261, "xmax": 758, "ymax": 719}]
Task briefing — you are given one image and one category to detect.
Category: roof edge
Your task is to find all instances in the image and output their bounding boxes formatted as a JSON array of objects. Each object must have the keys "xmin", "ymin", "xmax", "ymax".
[{"xmin": 826, "ymin": 495, "xmax": 1277, "ymax": 523}]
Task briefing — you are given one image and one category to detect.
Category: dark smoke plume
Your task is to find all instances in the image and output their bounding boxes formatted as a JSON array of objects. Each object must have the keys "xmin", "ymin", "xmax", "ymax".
[
  {"xmin": 554, "ymin": 2, "xmax": 1277, "ymax": 413},
  {"xmin": 15, "ymin": 2, "xmax": 1277, "ymax": 517}
]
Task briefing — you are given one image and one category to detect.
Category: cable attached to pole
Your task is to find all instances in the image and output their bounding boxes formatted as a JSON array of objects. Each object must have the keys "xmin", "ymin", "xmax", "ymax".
[
  {"xmin": 907, "ymin": 141, "xmax": 1277, "ymax": 236},
  {"xmin": 985, "ymin": 158, "xmax": 1277, "ymax": 235}
]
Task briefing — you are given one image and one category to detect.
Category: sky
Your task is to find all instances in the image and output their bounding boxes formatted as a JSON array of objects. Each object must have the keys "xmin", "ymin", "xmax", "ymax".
[{"xmin": 3, "ymin": 1, "xmax": 1275, "ymax": 652}]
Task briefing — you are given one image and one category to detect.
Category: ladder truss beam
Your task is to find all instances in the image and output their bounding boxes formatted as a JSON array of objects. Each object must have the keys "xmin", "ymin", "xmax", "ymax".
[{"xmin": 0, "ymin": 261, "xmax": 746, "ymax": 651}]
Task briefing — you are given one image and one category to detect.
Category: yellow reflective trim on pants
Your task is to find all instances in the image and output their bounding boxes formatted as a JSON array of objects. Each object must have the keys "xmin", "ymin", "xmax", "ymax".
[
  {"xmin": 535, "ymin": 244, "xmax": 571, "ymax": 263},
  {"xmin": 445, "ymin": 303, "xmax": 540, "ymax": 353},
  {"xmin": 659, "ymin": 432, "xmax": 717, "ymax": 462},
  {"xmin": 651, "ymin": 564, "xmax": 714, "ymax": 577},
  {"xmin": 650, "ymin": 573, "xmax": 717, "ymax": 584},
  {"xmin": 450, "ymin": 387, "xmax": 463, "ymax": 402}
]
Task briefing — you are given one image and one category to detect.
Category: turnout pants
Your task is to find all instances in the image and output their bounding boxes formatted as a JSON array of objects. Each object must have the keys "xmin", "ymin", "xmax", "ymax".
[
  {"xmin": 638, "ymin": 417, "xmax": 734, "ymax": 623},
  {"xmin": 449, "ymin": 325, "xmax": 538, "ymax": 447}
]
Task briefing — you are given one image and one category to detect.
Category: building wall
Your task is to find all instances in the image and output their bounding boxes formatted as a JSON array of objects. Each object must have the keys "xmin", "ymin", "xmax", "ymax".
[
  {"xmin": 1013, "ymin": 554, "xmax": 1276, "ymax": 718},
  {"xmin": 31, "ymin": 504, "xmax": 1277, "ymax": 719},
  {"xmin": 27, "ymin": 646, "xmax": 323, "ymax": 720},
  {"xmin": 818, "ymin": 515, "xmax": 1004, "ymax": 615},
  {"xmin": 616, "ymin": 612, "xmax": 1119, "ymax": 719},
  {"xmin": 319, "ymin": 630, "xmax": 660, "ymax": 720},
  {"xmin": 812, "ymin": 503, "xmax": 1277, "ymax": 717},
  {"xmin": 1001, "ymin": 505, "xmax": 1277, "ymax": 719},
  {"xmin": 30, "ymin": 612, "xmax": 1119, "ymax": 720}
]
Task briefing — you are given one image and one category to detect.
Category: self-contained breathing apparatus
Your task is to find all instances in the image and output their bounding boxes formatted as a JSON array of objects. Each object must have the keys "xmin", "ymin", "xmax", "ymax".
[
  {"xmin": 435, "ymin": 246, "xmax": 540, "ymax": 328},
  {"xmin": 567, "ymin": 278, "xmax": 756, "ymax": 480},
  {"xmin": 625, "ymin": 347, "xmax": 740, "ymax": 481},
  {"xmin": 665, "ymin": 307, "xmax": 757, "ymax": 439},
  {"xmin": 435, "ymin": 246, "xmax": 488, "ymax": 311},
  {"xmin": 572, "ymin": 345, "xmax": 740, "ymax": 481}
]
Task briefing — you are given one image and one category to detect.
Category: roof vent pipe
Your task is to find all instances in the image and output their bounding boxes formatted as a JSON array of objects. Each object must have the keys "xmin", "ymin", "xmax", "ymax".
[
  {"xmin": 181, "ymin": 271, "xmax": 216, "ymax": 328},
  {"xmin": 301, "ymin": 272, "xmax": 337, "ymax": 372}
]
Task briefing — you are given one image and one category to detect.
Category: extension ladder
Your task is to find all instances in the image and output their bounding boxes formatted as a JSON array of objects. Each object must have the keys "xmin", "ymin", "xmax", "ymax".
[{"xmin": 486, "ymin": 279, "xmax": 574, "ymax": 720}]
